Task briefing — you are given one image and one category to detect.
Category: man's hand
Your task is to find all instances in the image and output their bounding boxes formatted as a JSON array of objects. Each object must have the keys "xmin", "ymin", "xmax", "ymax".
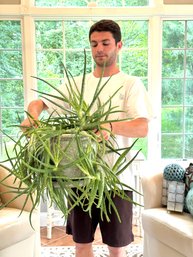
[
  {"xmin": 20, "ymin": 117, "xmax": 39, "ymax": 132},
  {"xmin": 20, "ymin": 99, "xmax": 47, "ymax": 132},
  {"xmin": 95, "ymin": 122, "xmax": 112, "ymax": 141}
]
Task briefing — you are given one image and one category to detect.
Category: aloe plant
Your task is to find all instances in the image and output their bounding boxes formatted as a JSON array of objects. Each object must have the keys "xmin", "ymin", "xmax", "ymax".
[{"xmin": 0, "ymin": 51, "xmax": 141, "ymax": 224}]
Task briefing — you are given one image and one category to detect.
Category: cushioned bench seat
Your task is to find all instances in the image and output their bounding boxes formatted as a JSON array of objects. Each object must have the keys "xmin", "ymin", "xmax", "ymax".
[
  {"xmin": 141, "ymin": 171, "xmax": 193, "ymax": 257},
  {"xmin": 0, "ymin": 207, "xmax": 37, "ymax": 250},
  {"xmin": 0, "ymin": 166, "xmax": 40, "ymax": 257},
  {"xmin": 142, "ymin": 208, "xmax": 193, "ymax": 257}
]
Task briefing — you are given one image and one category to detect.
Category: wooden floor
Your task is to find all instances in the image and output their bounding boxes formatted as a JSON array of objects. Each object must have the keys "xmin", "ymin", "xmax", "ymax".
[{"xmin": 41, "ymin": 225, "xmax": 143, "ymax": 247}]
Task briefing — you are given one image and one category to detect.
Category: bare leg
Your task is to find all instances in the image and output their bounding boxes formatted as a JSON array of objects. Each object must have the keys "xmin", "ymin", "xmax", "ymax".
[
  {"xmin": 75, "ymin": 243, "xmax": 94, "ymax": 257},
  {"xmin": 108, "ymin": 246, "xmax": 127, "ymax": 257}
]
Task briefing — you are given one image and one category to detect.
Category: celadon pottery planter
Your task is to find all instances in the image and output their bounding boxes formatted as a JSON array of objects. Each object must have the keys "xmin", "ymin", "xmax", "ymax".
[{"xmin": 51, "ymin": 133, "xmax": 96, "ymax": 184}]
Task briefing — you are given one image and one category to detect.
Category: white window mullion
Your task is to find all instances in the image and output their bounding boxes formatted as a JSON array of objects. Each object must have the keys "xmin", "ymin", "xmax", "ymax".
[
  {"xmin": 147, "ymin": 16, "xmax": 163, "ymax": 161},
  {"xmin": 22, "ymin": 15, "xmax": 37, "ymax": 110}
]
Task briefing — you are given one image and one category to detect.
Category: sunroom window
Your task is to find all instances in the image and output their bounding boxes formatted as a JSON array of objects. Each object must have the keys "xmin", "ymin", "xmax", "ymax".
[
  {"xmin": 162, "ymin": 20, "xmax": 193, "ymax": 159},
  {"xmin": 0, "ymin": 20, "xmax": 24, "ymax": 159}
]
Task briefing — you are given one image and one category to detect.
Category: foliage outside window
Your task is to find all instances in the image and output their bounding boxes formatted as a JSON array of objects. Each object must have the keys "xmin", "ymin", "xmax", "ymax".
[
  {"xmin": 0, "ymin": 20, "xmax": 24, "ymax": 160},
  {"xmin": 35, "ymin": 0, "xmax": 149, "ymax": 7},
  {"xmin": 162, "ymin": 20, "xmax": 193, "ymax": 159}
]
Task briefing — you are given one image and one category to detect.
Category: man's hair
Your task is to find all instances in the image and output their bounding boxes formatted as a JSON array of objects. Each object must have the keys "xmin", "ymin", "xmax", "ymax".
[{"xmin": 89, "ymin": 19, "xmax": 121, "ymax": 44}]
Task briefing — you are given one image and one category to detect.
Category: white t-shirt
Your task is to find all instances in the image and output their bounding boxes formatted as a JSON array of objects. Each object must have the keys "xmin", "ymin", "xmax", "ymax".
[{"xmin": 42, "ymin": 71, "xmax": 152, "ymax": 188}]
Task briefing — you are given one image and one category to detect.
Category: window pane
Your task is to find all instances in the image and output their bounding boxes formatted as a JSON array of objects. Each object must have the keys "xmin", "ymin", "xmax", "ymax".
[
  {"xmin": 185, "ymin": 135, "xmax": 193, "ymax": 159},
  {"xmin": 185, "ymin": 107, "xmax": 193, "ymax": 133},
  {"xmin": 121, "ymin": 20, "xmax": 148, "ymax": 47},
  {"xmin": 162, "ymin": 50, "xmax": 184, "ymax": 78},
  {"xmin": 134, "ymin": 137, "xmax": 148, "ymax": 158},
  {"xmin": 121, "ymin": 20, "xmax": 148, "ymax": 78},
  {"xmin": 0, "ymin": 80, "xmax": 24, "ymax": 107},
  {"xmin": 185, "ymin": 79, "xmax": 193, "ymax": 105},
  {"xmin": 186, "ymin": 50, "xmax": 193, "ymax": 78},
  {"xmin": 187, "ymin": 21, "xmax": 193, "ymax": 48},
  {"xmin": 161, "ymin": 135, "xmax": 183, "ymax": 159},
  {"xmin": 35, "ymin": 0, "xmax": 149, "ymax": 7},
  {"xmin": 162, "ymin": 107, "xmax": 183, "ymax": 133},
  {"xmin": 0, "ymin": 20, "xmax": 23, "ymax": 160},
  {"xmin": 35, "ymin": 0, "xmax": 86, "ymax": 6},
  {"xmin": 97, "ymin": 0, "xmax": 148, "ymax": 6},
  {"xmin": 162, "ymin": 79, "xmax": 183, "ymax": 106},
  {"xmin": 36, "ymin": 21, "xmax": 63, "ymax": 49},
  {"xmin": 0, "ymin": 20, "xmax": 21, "ymax": 49},
  {"xmin": 162, "ymin": 20, "xmax": 193, "ymax": 159},
  {"xmin": 0, "ymin": 51, "xmax": 23, "ymax": 78},
  {"xmin": 1, "ymin": 136, "xmax": 18, "ymax": 161},
  {"xmin": 121, "ymin": 50, "xmax": 148, "ymax": 77},
  {"xmin": 2, "ymin": 109, "xmax": 24, "ymax": 135},
  {"xmin": 64, "ymin": 21, "xmax": 90, "ymax": 49},
  {"xmin": 162, "ymin": 21, "xmax": 185, "ymax": 48},
  {"xmin": 36, "ymin": 51, "xmax": 64, "ymax": 78}
]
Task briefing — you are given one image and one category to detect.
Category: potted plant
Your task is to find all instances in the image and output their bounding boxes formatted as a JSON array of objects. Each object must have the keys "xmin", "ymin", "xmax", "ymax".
[{"xmin": 0, "ymin": 51, "xmax": 141, "ymax": 224}]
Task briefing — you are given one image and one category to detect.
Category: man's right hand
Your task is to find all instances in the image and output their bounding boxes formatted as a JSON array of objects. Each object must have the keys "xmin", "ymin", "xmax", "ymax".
[
  {"xmin": 20, "ymin": 99, "xmax": 47, "ymax": 132},
  {"xmin": 20, "ymin": 117, "xmax": 38, "ymax": 132}
]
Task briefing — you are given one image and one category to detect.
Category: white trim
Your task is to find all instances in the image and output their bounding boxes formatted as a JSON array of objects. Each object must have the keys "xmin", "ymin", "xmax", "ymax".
[
  {"xmin": 147, "ymin": 16, "xmax": 163, "ymax": 160},
  {"xmin": 22, "ymin": 16, "xmax": 37, "ymax": 109},
  {"xmin": 0, "ymin": 4, "xmax": 193, "ymax": 18}
]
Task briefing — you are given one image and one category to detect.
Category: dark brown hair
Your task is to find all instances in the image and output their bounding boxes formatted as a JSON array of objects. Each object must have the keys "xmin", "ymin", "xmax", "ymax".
[{"xmin": 89, "ymin": 19, "xmax": 121, "ymax": 44}]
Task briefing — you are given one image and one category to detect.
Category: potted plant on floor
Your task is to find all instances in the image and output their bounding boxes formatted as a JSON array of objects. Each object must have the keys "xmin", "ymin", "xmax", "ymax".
[{"xmin": 0, "ymin": 51, "xmax": 141, "ymax": 225}]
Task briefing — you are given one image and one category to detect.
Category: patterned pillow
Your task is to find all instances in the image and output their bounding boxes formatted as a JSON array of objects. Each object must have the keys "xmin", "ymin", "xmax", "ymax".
[
  {"xmin": 186, "ymin": 187, "xmax": 193, "ymax": 216},
  {"xmin": 185, "ymin": 163, "xmax": 193, "ymax": 193},
  {"xmin": 163, "ymin": 163, "xmax": 185, "ymax": 181}
]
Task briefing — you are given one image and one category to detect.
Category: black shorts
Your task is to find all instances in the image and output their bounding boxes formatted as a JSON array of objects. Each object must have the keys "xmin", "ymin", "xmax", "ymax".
[{"xmin": 66, "ymin": 190, "xmax": 134, "ymax": 247}]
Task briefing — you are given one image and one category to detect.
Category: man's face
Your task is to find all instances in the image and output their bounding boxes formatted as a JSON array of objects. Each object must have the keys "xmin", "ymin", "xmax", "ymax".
[{"xmin": 90, "ymin": 31, "xmax": 122, "ymax": 68}]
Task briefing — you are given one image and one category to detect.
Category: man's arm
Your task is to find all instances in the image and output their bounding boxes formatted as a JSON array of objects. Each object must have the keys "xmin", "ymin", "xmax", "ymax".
[
  {"xmin": 101, "ymin": 118, "xmax": 149, "ymax": 139},
  {"xmin": 112, "ymin": 118, "xmax": 149, "ymax": 138},
  {"xmin": 20, "ymin": 99, "xmax": 48, "ymax": 128}
]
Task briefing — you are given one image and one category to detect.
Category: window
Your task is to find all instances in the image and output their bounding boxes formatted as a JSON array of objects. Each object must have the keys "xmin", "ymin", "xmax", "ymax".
[
  {"xmin": 162, "ymin": 20, "xmax": 193, "ymax": 159},
  {"xmin": 35, "ymin": 20, "xmax": 148, "ymax": 82},
  {"xmin": 35, "ymin": 0, "xmax": 149, "ymax": 7},
  {"xmin": 0, "ymin": 20, "xmax": 24, "ymax": 159}
]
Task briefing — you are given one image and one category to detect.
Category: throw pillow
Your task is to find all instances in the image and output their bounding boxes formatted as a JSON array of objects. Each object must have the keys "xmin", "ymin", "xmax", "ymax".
[
  {"xmin": 185, "ymin": 187, "xmax": 193, "ymax": 216},
  {"xmin": 185, "ymin": 163, "xmax": 193, "ymax": 193},
  {"xmin": 162, "ymin": 179, "xmax": 168, "ymax": 206},
  {"xmin": 163, "ymin": 163, "xmax": 185, "ymax": 181},
  {"xmin": 167, "ymin": 181, "xmax": 185, "ymax": 213}
]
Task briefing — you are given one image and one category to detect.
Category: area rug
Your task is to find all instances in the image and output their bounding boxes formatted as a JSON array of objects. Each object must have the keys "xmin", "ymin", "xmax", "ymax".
[{"xmin": 41, "ymin": 244, "xmax": 143, "ymax": 257}]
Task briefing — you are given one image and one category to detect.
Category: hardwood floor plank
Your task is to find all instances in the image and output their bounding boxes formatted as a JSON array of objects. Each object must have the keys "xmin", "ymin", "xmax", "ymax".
[{"xmin": 40, "ymin": 226, "xmax": 143, "ymax": 246}]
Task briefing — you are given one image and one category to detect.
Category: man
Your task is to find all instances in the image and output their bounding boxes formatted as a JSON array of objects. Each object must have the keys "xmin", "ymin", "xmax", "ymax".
[{"xmin": 21, "ymin": 20, "xmax": 152, "ymax": 257}]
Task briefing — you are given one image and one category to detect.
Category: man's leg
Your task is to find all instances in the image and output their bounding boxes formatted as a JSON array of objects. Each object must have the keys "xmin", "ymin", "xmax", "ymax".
[
  {"xmin": 100, "ymin": 191, "xmax": 134, "ymax": 247},
  {"xmin": 108, "ymin": 246, "xmax": 127, "ymax": 257},
  {"xmin": 75, "ymin": 243, "xmax": 94, "ymax": 257},
  {"xmin": 66, "ymin": 190, "xmax": 99, "ymax": 257}
]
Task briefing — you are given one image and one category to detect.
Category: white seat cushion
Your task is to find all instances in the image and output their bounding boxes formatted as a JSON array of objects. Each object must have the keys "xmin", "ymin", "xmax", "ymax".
[
  {"xmin": 142, "ymin": 208, "xmax": 193, "ymax": 257},
  {"xmin": 0, "ymin": 207, "xmax": 35, "ymax": 250}
]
